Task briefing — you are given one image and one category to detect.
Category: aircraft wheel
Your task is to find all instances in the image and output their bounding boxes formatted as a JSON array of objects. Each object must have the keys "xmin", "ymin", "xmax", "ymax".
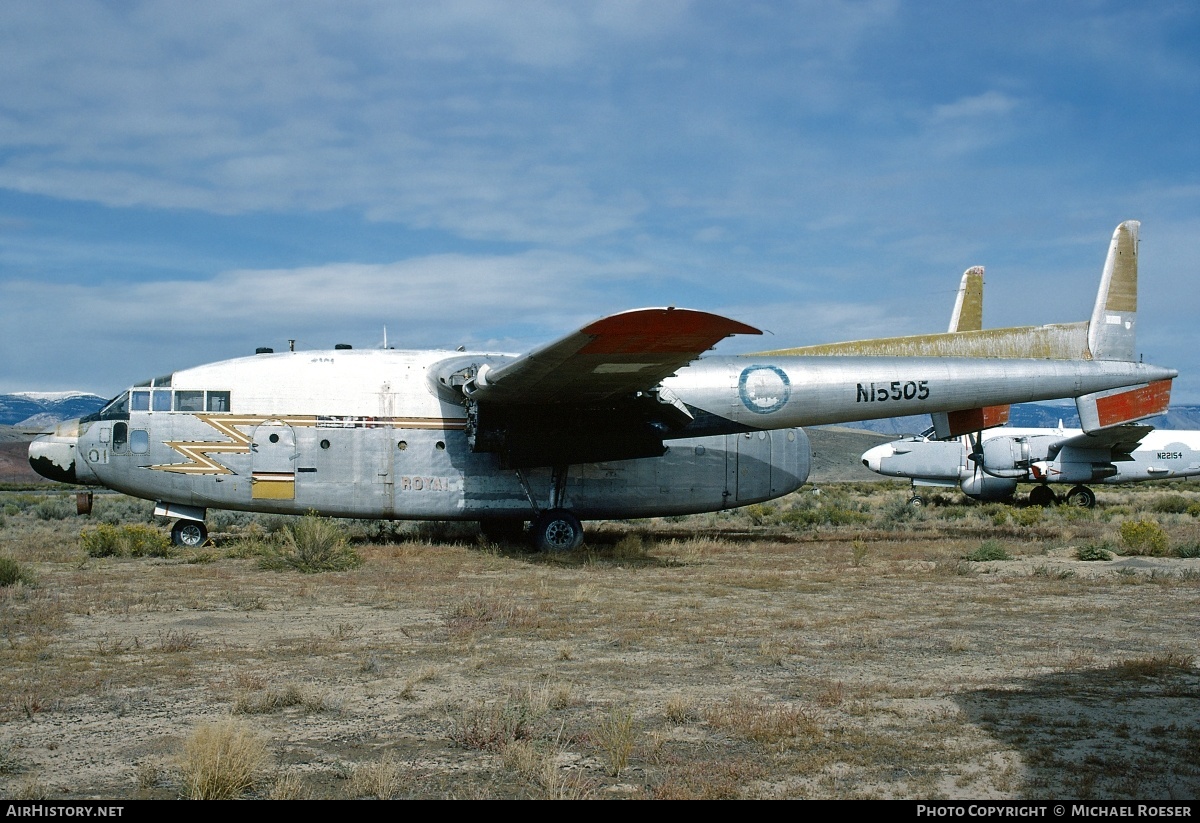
[
  {"xmin": 171, "ymin": 519, "xmax": 208, "ymax": 548},
  {"xmin": 1027, "ymin": 485, "xmax": 1058, "ymax": 507},
  {"xmin": 907, "ymin": 495, "xmax": 925, "ymax": 508},
  {"xmin": 531, "ymin": 509, "xmax": 584, "ymax": 552},
  {"xmin": 479, "ymin": 518, "xmax": 526, "ymax": 544},
  {"xmin": 1065, "ymin": 485, "xmax": 1096, "ymax": 509}
]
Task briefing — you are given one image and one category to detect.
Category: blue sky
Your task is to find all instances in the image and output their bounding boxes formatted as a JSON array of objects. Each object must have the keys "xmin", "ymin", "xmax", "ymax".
[{"xmin": 2, "ymin": 1, "xmax": 1198, "ymax": 402}]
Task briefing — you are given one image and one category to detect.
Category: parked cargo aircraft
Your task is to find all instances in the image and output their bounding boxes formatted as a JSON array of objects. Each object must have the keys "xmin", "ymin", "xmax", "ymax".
[
  {"xmin": 29, "ymin": 221, "xmax": 1176, "ymax": 550},
  {"xmin": 861, "ymin": 422, "xmax": 1200, "ymax": 508}
]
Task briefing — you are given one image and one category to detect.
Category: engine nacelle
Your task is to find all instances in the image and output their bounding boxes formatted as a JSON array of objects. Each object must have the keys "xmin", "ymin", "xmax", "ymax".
[
  {"xmin": 959, "ymin": 471, "xmax": 1019, "ymax": 501},
  {"xmin": 979, "ymin": 434, "xmax": 1059, "ymax": 478}
]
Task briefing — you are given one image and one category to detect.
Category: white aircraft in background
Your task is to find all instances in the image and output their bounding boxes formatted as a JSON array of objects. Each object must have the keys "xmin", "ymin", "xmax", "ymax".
[
  {"xmin": 862, "ymin": 421, "xmax": 1200, "ymax": 507},
  {"xmin": 30, "ymin": 221, "xmax": 1175, "ymax": 549}
]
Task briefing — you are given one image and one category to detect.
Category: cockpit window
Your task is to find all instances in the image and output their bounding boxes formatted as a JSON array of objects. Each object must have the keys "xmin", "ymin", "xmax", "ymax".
[
  {"xmin": 207, "ymin": 391, "xmax": 231, "ymax": 412},
  {"xmin": 152, "ymin": 374, "xmax": 173, "ymax": 388},
  {"xmin": 130, "ymin": 390, "xmax": 150, "ymax": 411},
  {"xmin": 96, "ymin": 392, "xmax": 130, "ymax": 421}
]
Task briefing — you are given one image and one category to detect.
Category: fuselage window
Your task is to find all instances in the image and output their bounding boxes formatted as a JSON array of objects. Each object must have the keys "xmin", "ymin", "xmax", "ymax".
[
  {"xmin": 113, "ymin": 422, "xmax": 128, "ymax": 453},
  {"xmin": 130, "ymin": 429, "xmax": 149, "ymax": 454},
  {"xmin": 130, "ymin": 391, "xmax": 150, "ymax": 412},
  {"xmin": 174, "ymin": 391, "xmax": 204, "ymax": 412},
  {"xmin": 207, "ymin": 391, "xmax": 231, "ymax": 412},
  {"xmin": 152, "ymin": 390, "xmax": 172, "ymax": 412}
]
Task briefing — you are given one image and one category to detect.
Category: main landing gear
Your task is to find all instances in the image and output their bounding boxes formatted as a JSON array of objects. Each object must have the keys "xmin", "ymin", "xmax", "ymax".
[
  {"xmin": 170, "ymin": 519, "xmax": 208, "ymax": 548},
  {"xmin": 531, "ymin": 509, "xmax": 584, "ymax": 552},
  {"xmin": 1027, "ymin": 485, "xmax": 1058, "ymax": 507},
  {"xmin": 1064, "ymin": 485, "xmax": 1097, "ymax": 509},
  {"xmin": 515, "ymin": 465, "xmax": 585, "ymax": 552}
]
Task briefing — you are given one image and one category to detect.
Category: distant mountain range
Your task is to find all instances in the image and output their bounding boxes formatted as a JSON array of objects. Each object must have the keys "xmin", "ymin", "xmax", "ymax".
[
  {"xmin": 3, "ymin": 390, "xmax": 1200, "ymax": 436},
  {"xmin": 0, "ymin": 392, "xmax": 106, "ymax": 430}
]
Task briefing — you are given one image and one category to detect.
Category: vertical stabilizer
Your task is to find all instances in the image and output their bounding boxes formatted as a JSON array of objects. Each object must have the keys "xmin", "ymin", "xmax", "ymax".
[
  {"xmin": 948, "ymin": 266, "xmax": 984, "ymax": 333},
  {"xmin": 1088, "ymin": 220, "xmax": 1139, "ymax": 361},
  {"xmin": 933, "ymin": 265, "xmax": 1010, "ymax": 439}
]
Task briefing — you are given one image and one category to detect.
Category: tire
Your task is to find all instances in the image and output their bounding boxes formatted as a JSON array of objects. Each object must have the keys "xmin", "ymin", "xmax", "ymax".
[
  {"xmin": 171, "ymin": 519, "xmax": 208, "ymax": 548},
  {"xmin": 1065, "ymin": 485, "xmax": 1096, "ymax": 509},
  {"xmin": 1027, "ymin": 485, "xmax": 1058, "ymax": 507},
  {"xmin": 531, "ymin": 509, "xmax": 584, "ymax": 552},
  {"xmin": 907, "ymin": 495, "xmax": 925, "ymax": 508}
]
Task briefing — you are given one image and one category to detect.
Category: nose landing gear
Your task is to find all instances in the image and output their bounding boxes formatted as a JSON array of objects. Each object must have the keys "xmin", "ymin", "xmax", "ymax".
[{"xmin": 170, "ymin": 519, "xmax": 208, "ymax": 548}]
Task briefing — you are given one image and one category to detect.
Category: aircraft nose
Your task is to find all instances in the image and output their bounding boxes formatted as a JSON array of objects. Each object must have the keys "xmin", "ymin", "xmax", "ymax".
[
  {"xmin": 28, "ymin": 419, "xmax": 83, "ymax": 484},
  {"xmin": 861, "ymin": 444, "xmax": 892, "ymax": 474}
]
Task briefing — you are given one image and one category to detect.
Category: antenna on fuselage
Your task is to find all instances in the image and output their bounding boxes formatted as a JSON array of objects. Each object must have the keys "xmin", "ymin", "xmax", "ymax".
[{"xmin": 288, "ymin": 339, "xmax": 295, "ymax": 352}]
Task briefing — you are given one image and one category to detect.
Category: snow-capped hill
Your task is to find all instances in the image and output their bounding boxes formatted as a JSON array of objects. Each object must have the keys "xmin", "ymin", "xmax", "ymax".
[{"xmin": 0, "ymin": 392, "xmax": 106, "ymax": 426}]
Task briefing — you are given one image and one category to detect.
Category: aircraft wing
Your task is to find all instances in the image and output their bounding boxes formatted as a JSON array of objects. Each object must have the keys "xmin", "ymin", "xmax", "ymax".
[
  {"xmin": 463, "ymin": 307, "xmax": 761, "ymax": 405},
  {"xmin": 1047, "ymin": 423, "xmax": 1154, "ymax": 461}
]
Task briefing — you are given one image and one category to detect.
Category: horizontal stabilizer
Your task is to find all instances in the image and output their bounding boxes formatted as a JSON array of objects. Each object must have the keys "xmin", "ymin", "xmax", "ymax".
[
  {"xmin": 930, "ymin": 405, "xmax": 1011, "ymax": 440},
  {"xmin": 1076, "ymin": 379, "xmax": 1171, "ymax": 433}
]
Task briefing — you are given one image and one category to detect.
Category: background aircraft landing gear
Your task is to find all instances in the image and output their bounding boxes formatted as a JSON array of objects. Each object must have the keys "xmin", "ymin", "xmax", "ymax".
[
  {"xmin": 907, "ymin": 495, "xmax": 925, "ymax": 508},
  {"xmin": 531, "ymin": 509, "xmax": 584, "ymax": 552},
  {"xmin": 1027, "ymin": 485, "xmax": 1058, "ymax": 507},
  {"xmin": 171, "ymin": 519, "xmax": 208, "ymax": 548},
  {"xmin": 1065, "ymin": 485, "xmax": 1097, "ymax": 509}
]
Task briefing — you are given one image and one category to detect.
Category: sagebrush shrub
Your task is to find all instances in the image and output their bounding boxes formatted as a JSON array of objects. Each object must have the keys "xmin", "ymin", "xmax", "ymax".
[
  {"xmin": 1076, "ymin": 544, "xmax": 1113, "ymax": 562},
  {"xmin": 259, "ymin": 514, "xmax": 362, "ymax": 572},
  {"xmin": 1118, "ymin": 519, "xmax": 1170, "ymax": 556},
  {"xmin": 963, "ymin": 541, "xmax": 1010, "ymax": 561},
  {"xmin": 80, "ymin": 524, "xmax": 173, "ymax": 558},
  {"xmin": 0, "ymin": 556, "xmax": 27, "ymax": 586}
]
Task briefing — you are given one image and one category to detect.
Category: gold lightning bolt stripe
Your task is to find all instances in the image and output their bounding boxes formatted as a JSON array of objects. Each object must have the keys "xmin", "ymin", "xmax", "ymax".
[{"xmin": 149, "ymin": 414, "xmax": 465, "ymax": 475}]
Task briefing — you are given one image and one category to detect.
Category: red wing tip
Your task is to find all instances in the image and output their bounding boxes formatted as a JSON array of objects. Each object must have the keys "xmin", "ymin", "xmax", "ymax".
[{"xmin": 582, "ymin": 308, "xmax": 762, "ymax": 338}]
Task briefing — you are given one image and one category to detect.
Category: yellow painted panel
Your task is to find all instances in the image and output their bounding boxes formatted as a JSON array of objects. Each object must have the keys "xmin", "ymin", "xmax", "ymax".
[{"xmin": 252, "ymin": 479, "xmax": 296, "ymax": 500}]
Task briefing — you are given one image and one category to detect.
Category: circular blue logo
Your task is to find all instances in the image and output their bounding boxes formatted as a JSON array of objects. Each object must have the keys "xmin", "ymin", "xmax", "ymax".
[{"xmin": 738, "ymin": 365, "xmax": 790, "ymax": 414}]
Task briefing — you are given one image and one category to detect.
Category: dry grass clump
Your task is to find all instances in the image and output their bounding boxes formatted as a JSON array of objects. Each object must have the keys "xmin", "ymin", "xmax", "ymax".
[
  {"xmin": 703, "ymin": 695, "xmax": 819, "ymax": 747},
  {"xmin": 266, "ymin": 770, "xmax": 310, "ymax": 800},
  {"xmin": 595, "ymin": 704, "xmax": 637, "ymax": 776},
  {"xmin": 346, "ymin": 753, "xmax": 406, "ymax": 799},
  {"xmin": 501, "ymin": 740, "xmax": 596, "ymax": 799},
  {"xmin": 449, "ymin": 698, "xmax": 533, "ymax": 751},
  {"xmin": 1109, "ymin": 649, "xmax": 1196, "ymax": 678},
  {"xmin": 232, "ymin": 681, "xmax": 337, "ymax": 715},
  {"xmin": 179, "ymin": 717, "xmax": 269, "ymax": 799},
  {"xmin": 664, "ymin": 694, "xmax": 699, "ymax": 724}
]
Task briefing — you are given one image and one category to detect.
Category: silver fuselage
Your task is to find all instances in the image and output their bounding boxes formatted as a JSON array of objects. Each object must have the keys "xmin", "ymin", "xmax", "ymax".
[{"xmin": 30, "ymin": 348, "xmax": 1177, "ymax": 521}]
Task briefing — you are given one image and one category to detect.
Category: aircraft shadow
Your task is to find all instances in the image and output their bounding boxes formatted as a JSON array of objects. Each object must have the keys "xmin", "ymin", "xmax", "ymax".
[{"xmin": 951, "ymin": 663, "xmax": 1200, "ymax": 799}]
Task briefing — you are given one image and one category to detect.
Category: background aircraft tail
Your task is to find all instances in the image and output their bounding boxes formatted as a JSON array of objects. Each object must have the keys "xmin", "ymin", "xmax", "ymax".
[
  {"xmin": 947, "ymin": 266, "xmax": 984, "ymax": 333},
  {"xmin": 1087, "ymin": 220, "xmax": 1138, "ymax": 361}
]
